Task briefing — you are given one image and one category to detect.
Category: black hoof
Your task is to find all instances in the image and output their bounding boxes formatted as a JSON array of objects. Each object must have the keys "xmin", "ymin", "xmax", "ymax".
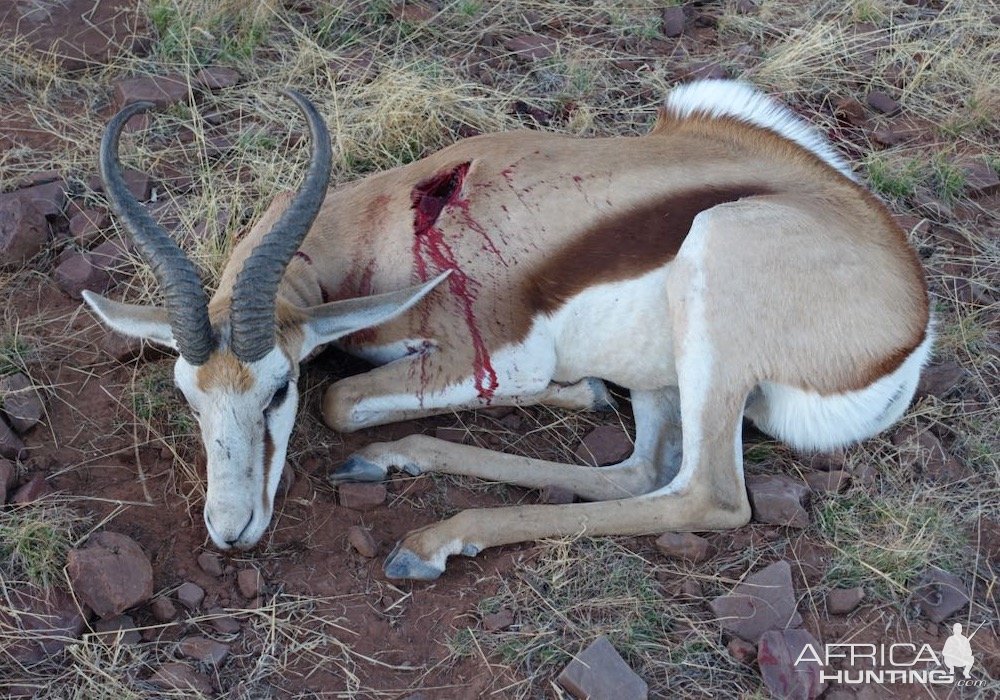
[
  {"xmin": 328, "ymin": 455, "xmax": 386, "ymax": 483},
  {"xmin": 383, "ymin": 543, "xmax": 445, "ymax": 581}
]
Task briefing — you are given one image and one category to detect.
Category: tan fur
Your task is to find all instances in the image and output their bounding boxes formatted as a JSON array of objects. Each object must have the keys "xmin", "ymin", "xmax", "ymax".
[{"xmin": 196, "ymin": 351, "xmax": 254, "ymax": 393}]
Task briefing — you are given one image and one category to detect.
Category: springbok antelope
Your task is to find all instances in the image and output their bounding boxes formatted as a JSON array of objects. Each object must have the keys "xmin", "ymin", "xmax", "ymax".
[{"xmin": 84, "ymin": 81, "xmax": 930, "ymax": 580}]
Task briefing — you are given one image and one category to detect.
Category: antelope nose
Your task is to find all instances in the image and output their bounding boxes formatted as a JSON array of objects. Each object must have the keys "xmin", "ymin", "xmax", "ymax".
[
  {"xmin": 226, "ymin": 513, "xmax": 254, "ymax": 546},
  {"xmin": 206, "ymin": 510, "xmax": 255, "ymax": 549}
]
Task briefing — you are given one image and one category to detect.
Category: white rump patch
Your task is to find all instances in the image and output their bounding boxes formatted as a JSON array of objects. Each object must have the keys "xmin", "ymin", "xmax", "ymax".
[{"xmin": 664, "ymin": 80, "xmax": 856, "ymax": 181}]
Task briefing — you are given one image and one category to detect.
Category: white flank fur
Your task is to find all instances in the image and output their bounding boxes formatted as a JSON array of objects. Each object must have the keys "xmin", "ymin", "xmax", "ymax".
[{"xmin": 665, "ymin": 80, "xmax": 856, "ymax": 181}]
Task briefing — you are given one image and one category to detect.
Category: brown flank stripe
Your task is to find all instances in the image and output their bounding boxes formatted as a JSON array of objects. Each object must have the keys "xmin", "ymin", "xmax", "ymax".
[{"xmin": 525, "ymin": 184, "xmax": 772, "ymax": 314}]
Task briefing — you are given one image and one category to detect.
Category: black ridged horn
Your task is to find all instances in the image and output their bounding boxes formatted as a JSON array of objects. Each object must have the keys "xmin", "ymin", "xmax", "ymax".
[
  {"xmin": 229, "ymin": 90, "xmax": 332, "ymax": 363},
  {"xmin": 100, "ymin": 101, "xmax": 214, "ymax": 365}
]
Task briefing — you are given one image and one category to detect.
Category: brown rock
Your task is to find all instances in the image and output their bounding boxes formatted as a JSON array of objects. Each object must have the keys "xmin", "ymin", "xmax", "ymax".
[
  {"xmin": 483, "ymin": 608, "xmax": 515, "ymax": 632},
  {"xmin": 67, "ymin": 532, "xmax": 153, "ymax": 618},
  {"xmin": 511, "ymin": 100, "xmax": 552, "ymax": 127},
  {"xmin": 0, "ymin": 194, "xmax": 48, "ymax": 269},
  {"xmin": 207, "ymin": 607, "xmax": 241, "ymax": 634},
  {"xmin": 196, "ymin": 551, "xmax": 224, "ymax": 577},
  {"xmin": 10, "ymin": 474, "xmax": 53, "ymax": 504},
  {"xmin": 833, "ymin": 97, "xmax": 868, "ymax": 127},
  {"xmin": 803, "ymin": 450, "xmax": 847, "ymax": 472},
  {"xmin": 389, "ymin": 1, "xmax": 437, "ymax": 23},
  {"xmin": 176, "ymin": 581, "xmax": 205, "ymax": 610},
  {"xmin": 654, "ymin": 532, "xmax": 712, "ymax": 563},
  {"xmin": 6, "ymin": 587, "xmax": 90, "ymax": 661},
  {"xmin": 914, "ymin": 567, "xmax": 968, "ymax": 623},
  {"xmin": 339, "ymin": 482, "xmax": 387, "ymax": 510},
  {"xmin": 179, "ymin": 635, "xmax": 230, "ymax": 665},
  {"xmin": 540, "ymin": 484, "xmax": 575, "ymax": 504},
  {"xmin": 53, "ymin": 252, "xmax": 113, "ymax": 299},
  {"xmin": 93, "ymin": 614, "xmax": 141, "ymax": 645},
  {"xmin": 557, "ymin": 635, "xmax": 648, "ymax": 699},
  {"xmin": 576, "ymin": 425, "xmax": 632, "ymax": 466},
  {"xmin": 18, "ymin": 181, "xmax": 66, "ymax": 217},
  {"xmin": 68, "ymin": 207, "xmax": 109, "ymax": 244},
  {"xmin": 150, "ymin": 662, "xmax": 213, "ymax": 694},
  {"xmin": 758, "ymin": 629, "xmax": 826, "ymax": 700},
  {"xmin": 98, "ymin": 333, "xmax": 143, "ymax": 363},
  {"xmin": 237, "ymin": 568, "xmax": 263, "ymax": 599},
  {"xmin": 504, "ymin": 34, "xmax": 557, "ymax": 62},
  {"xmin": 150, "ymin": 596, "xmax": 177, "ymax": 622},
  {"xmin": 661, "ymin": 6, "xmax": 686, "ymax": 37},
  {"xmin": 680, "ymin": 579, "xmax": 703, "ymax": 598},
  {"xmin": 114, "ymin": 74, "xmax": 188, "ymax": 108},
  {"xmin": 872, "ymin": 127, "xmax": 906, "ymax": 146},
  {"xmin": 194, "ymin": 66, "xmax": 242, "ymax": 90},
  {"xmin": 678, "ymin": 61, "xmax": 729, "ymax": 81},
  {"xmin": 0, "ymin": 419, "xmax": 27, "ymax": 461},
  {"xmin": 960, "ymin": 159, "xmax": 1000, "ymax": 195},
  {"xmin": 728, "ymin": 637, "xmax": 757, "ymax": 664},
  {"xmin": 826, "ymin": 586, "xmax": 865, "ymax": 614},
  {"xmin": 0, "ymin": 373, "xmax": 44, "ymax": 433},
  {"xmin": 0, "ymin": 458, "xmax": 14, "ymax": 504},
  {"xmin": 892, "ymin": 426, "xmax": 972, "ymax": 484},
  {"xmin": 866, "ymin": 90, "xmax": 900, "ymax": 115},
  {"xmin": 746, "ymin": 475, "xmax": 810, "ymax": 528},
  {"xmin": 709, "ymin": 560, "xmax": 803, "ymax": 642},
  {"xmin": 916, "ymin": 360, "xmax": 965, "ymax": 399},
  {"xmin": 347, "ymin": 525, "xmax": 377, "ymax": 557},
  {"xmin": 803, "ymin": 470, "xmax": 850, "ymax": 494}
]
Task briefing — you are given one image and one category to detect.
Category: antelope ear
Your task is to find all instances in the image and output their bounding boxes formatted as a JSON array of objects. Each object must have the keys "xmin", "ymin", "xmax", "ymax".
[
  {"xmin": 298, "ymin": 271, "xmax": 451, "ymax": 359},
  {"xmin": 81, "ymin": 290, "xmax": 177, "ymax": 349}
]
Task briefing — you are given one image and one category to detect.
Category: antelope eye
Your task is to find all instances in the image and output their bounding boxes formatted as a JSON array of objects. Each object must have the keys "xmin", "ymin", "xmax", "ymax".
[{"xmin": 266, "ymin": 380, "xmax": 290, "ymax": 412}]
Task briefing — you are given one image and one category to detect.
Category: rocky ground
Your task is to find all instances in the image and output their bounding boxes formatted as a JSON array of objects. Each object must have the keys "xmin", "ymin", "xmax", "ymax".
[{"xmin": 1, "ymin": 1, "xmax": 998, "ymax": 698}]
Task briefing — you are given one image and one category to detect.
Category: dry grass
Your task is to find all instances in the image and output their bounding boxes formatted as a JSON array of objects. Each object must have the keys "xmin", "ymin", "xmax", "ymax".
[{"xmin": 1, "ymin": 0, "xmax": 998, "ymax": 697}]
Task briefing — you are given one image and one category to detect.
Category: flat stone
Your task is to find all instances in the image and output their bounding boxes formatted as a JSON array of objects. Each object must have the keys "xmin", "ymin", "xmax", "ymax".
[
  {"xmin": 93, "ymin": 614, "xmax": 141, "ymax": 645},
  {"xmin": 504, "ymin": 34, "xmax": 558, "ymax": 62},
  {"xmin": 339, "ymin": 482, "xmax": 387, "ymax": 510},
  {"xmin": 483, "ymin": 607, "xmax": 515, "ymax": 632},
  {"xmin": 150, "ymin": 596, "xmax": 177, "ymax": 622},
  {"xmin": 98, "ymin": 333, "xmax": 143, "ymax": 363},
  {"xmin": 0, "ymin": 193, "xmax": 48, "ymax": 269},
  {"xmin": 557, "ymin": 635, "xmax": 648, "ymax": 700},
  {"xmin": 194, "ymin": 66, "xmax": 241, "ymax": 90},
  {"xmin": 960, "ymin": 159, "xmax": 1000, "ymax": 195},
  {"xmin": 0, "ymin": 458, "xmax": 14, "ymax": 504},
  {"xmin": 728, "ymin": 637, "xmax": 757, "ymax": 664},
  {"xmin": 826, "ymin": 586, "xmax": 865, "ymax": 615},
  {"xmin": 758, "ymin": 629, "xmax": 826, "ymax": 700},
  {"xmin": 10, "ymin": 474, "xmax": 54, "ymax": 504},
  {"xmin": 237, "ymin": 568, "xmax": 263, "ymax": 599},
  {"xmin": 5, "ymin": 587, "xmax": 90, "ymax": 661},
  {"xmin": 176, "ymin": 581, "xmax": 205, "ymax": 610},
  {"xmin": 207, "ymin": 607, "xmax": 241, "ymax": 634},
  {"xmin": 914, "ymin": 567, "xmax": 968, "ymax": 623},
  {"xmin": 178, "ymin": 635, "xmax": 229, "ymax": 665},
  {"xmin": 114, "ymin": 74, "xmax": 188, "ymax": 108},
  {"xmin": 802, "ymin": 450, "xmax": 847, "ymax": 472},
  {"xmin": 661, "ymin": 6, "xmax": 685, "ymax": 37},
  {"xmin": 872, "ymin": 127, "xmax": 907, "ymax": 146},
  {"xmin": 866, "ymin": 90, "xmax": 900, "ymax": 115},
  {"xmin": 347, "ymin": 525, "xmax": 377, "ymax": 557},
  {"xmin": 833, "ymin": 97, "xmax": 868, "ymax": 127},
  {"xmin": 709, "ymin": 560, "xmax": 803, "ymax": 642},
  {"xmin": 654, "ymin": 532, "xmax": 712, "ymax": 563},
  {"xmin": 53, "ymin": 251, "xmax": 113, "ymax": 299},
  {"xmin": 67, "ymin": 531, "xmax": 154, "ymax": 618},
  {"xmin": 0, "ymin": 373, "xmax": 44, "ymax": 434},
  {"xmin": 746, "ymin": 475, "xmax": 810, "ymax": 528},
  {"xmin": 196, "ymin": 551, "xmax": 224, "ymax": 577},
  {"xmin": 389, "ymin": 1, "xmax": 437, "ymax": 23},
  {"xmin": 68, "ymin": 207, "xmax": 109, "ymax": 244},
  {"xmin": 803, "ymin": 470, "xmax": 850, "ymax": 494},
  {"xmin": 892, "ymin": 426, "xmax": 972, "ymax": 484},
  {"xmin": 121, "ymin": 168, "xmax": 152, "ymax": 201},
  {"xmin": 916, "ymin": 360, "xmax": 965, "ymax": 399},
  {"xmin": 540, "ymin": 484, "xmax": 575, "ymax": 504},
  {"xmin": 576, "ymin": 425, "xmax": 632, "ymax": 466},
  {"xmin": 0, "ymin": 419, "xmax": 27, "ymax": 461},
  {"xmin": 150, "ymin": 662, "xmax": 213, "ymax": 694},
  {"xmin": 678, "ymin": 61, "xmax": 729, "ymax": 81}
]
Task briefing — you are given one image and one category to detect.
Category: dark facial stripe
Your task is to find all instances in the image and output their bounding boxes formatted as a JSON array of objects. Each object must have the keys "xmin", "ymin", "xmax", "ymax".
[
  {"xmin": 261, "ymin": 425, "xmax": 274, "ymax": 513},
  {"xmin": 524, "ymin": 185, "xmax": 772, "ymax": 314}
]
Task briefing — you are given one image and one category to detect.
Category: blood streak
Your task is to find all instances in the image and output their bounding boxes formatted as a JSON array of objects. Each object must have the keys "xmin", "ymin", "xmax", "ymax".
[{"xmin": 411, "ymin": 162, "xmax": 499, "ymax": 401}]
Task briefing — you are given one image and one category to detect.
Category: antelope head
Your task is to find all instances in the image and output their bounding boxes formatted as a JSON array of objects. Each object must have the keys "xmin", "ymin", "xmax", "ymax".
[{"xmin": 83, "ymin": 92, "xmax": 445, "ymax": 549}]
